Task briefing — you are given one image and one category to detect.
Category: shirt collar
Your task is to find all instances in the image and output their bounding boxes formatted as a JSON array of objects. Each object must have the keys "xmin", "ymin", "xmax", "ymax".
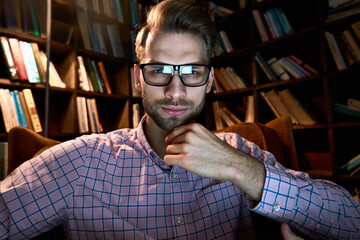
[{"xmin": 136, "ymin": 114, "xmax": 171, "ymax": 171}]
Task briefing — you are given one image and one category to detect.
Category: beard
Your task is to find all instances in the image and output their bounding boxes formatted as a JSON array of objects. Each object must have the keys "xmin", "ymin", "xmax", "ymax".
[{"xmin": 142, "ymin": 95, "xmax": 205, "ymax": 131}]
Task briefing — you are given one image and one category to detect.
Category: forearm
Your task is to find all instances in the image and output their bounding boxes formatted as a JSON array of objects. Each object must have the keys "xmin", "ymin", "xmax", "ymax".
[{"xmin": 252, "ymin": 162, "xmax": 360, "ymax": 239}]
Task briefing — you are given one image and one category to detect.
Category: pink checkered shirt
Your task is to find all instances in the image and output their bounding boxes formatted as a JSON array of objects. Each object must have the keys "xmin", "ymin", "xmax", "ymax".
[{"xmin": 1, "ymin": 116, "xmax": 359, "ymax": 239}]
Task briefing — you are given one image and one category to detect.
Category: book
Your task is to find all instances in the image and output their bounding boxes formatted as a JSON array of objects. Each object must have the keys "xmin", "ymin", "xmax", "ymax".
[
  {"xmin": 18, "ymin": 90, "xmax": 33, "ymax": 130},
  {"xmin": 260, "ymin": 91, "xmax": 281, "ymax": 118},
  {"xmin": 214, "ymin": 68, "xmax": 232, "ymax": 91},
  {"xmin": 76, "ymin": 96, "xmax": 89, "ymax": 133},
  {"xmin": 107, "ymin": 24, "xmax": 125, "ymax": 58},
  {"xmin": 91, "ymin": 60, "xmax": 105, "ymax": 93},
  {"xmin": 255, "ymin": 52, "xmax": 278, "ymax": 81},
  {"xmin": 218, "ymin": 107, "xmax": 236, "ymax": 127},
  {"xmin": 245, "ymin": 95, "xmax": 255, "ymax": 123},
  {"xmin": 13, "ymin": 90, "xmax": 28, "ymax": 128},
  {"xmin": 325, "ymin": 31, "xmax": 347, "ymax": 70},
  {"xmin": 8, "ymin": 91, "xmax": 20, "ymax": 127},
  {"xmin": 262, "ymin": 90, "xmax": 298, "ymax": 124},
  {"xmin": 219, "ymin": 31, "xmax": 234, "ymax": 53},
  {"xmin": 277, "ymin": 89, "xmax": 317, "ymax": 125},
  {"xmin": 98, "ymin": 61, "xmax": 112, "ymax": 94},
  {"xmin": 347, "ymin": 98, "xmax": 360, "ymax": 109},
  {"xmin": 212, "ymin": 101, "xmax": 226, "ymax": 130},
  {"xmin": 219, "ymin": 67, "xmax": 238, "ymax": 90},
  {"xmin": 351, "ymin": 21, "xmax": 360, "ymax": 40},
  {"xmin": 277, "ymin": 57, "xmax": 307, "ymax": 78},
  {"xmin": 267, "ymin": 57, "xmax": 291, "ymax": 81},
  {"xmin": 0, "ymin": 36, "xmax": 19, "ymax": 80},
  {"xmin": 19, "ymin": 41, "xmax": 41, "ymax": 83},
  {"xmin": 222, "ymin": 106, "xmax": 242, "ymax": 124},
  {"xmin": 22, "ymin": 88, "xmax": 42, "ymax": 132},
  {"xmin": 341, "ymin": 153, "xmax": 360, "ymax": 173},
  {"xmin": 334, "ymin": 102, "xmax": 360, "ymax": 118},
  {"xmin": 274, "ymin": 8, "xmax": 293, "ymax": 35},
  {"xmin": 39, "ymin": 51, "xmax": 66, "ymax": 88},
  {"xmin": 341, "ymin": 29, "xmax": 360, "ymax": 63},
  {"xmin": 84, "ymin": 58, "xmax": 100, "ymax": 92},
  {"xmin": 225, "ymin": 67, "xmax": 247, "ymax": 89},
  {"xmin": 289, "ymin": 55, "xmax": 318, "ymax": 75},
  {"xmin": 0, "ymin": 89, "xmax": 14, "ymax": 132},
  {"xmin": 8, "ymin": 38, "xmax": 29, "ymax": 82},
  {"xmin": 252, "ymin": 9, "xmax": 269, "ymax": 42},
  {"xmin": 77, "ymin": 56, "xmax": 91, "ymax": 91},
  {"xmin": 30, "ymin": 42, "xmax": 46, "ymax": 83}
]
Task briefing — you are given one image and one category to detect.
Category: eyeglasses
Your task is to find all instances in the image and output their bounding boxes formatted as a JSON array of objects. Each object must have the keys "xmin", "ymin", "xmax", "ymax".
[{"xmin": 140, "ymin": 63, "xmax": 211, "ymax": 87}]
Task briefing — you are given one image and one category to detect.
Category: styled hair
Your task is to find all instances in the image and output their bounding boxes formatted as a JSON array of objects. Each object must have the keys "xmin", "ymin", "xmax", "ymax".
[{"xmin": 135, "ymin": 0, "xmax": 216, "ymax": 63}]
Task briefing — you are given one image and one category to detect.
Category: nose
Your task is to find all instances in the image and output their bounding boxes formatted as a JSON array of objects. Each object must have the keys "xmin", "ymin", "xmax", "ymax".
[{"xmin": 165, "ymin": 71, "xmax": 186, "ymax": 100}]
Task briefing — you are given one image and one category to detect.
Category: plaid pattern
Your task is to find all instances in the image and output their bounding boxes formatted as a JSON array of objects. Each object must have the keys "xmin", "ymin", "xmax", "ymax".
[{"xmin": 0, "ymin": 116, "xmax": 359, "ymax": 239}]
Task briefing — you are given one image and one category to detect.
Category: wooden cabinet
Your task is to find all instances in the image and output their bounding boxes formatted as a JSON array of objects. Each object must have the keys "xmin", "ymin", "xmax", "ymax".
[
  {"xmin": 199, "ymin": 0, "xmax": 360, "ymax": 185},
  {"xmin": 0, "ymin": 0, "xmax": 134, "ymax": 141}
]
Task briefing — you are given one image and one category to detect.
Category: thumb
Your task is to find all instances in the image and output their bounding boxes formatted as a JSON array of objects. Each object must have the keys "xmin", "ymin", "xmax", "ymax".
[{"xmin": 281, "ymin": 223, "xmax": 304, "ymax": 240}]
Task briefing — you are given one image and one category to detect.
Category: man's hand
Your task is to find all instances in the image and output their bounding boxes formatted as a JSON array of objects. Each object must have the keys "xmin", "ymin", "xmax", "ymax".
[{"xmin": 164, "ymin": 123, "xmax": 266, "ymax": 201}]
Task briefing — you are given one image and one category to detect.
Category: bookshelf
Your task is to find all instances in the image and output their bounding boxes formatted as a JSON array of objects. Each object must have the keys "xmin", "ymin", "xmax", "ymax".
[
  {"xmin": 0, "ymin": 0, "xmax": 135, "ymax": 141},
  {"xmin": 193, "ymin": 0, "xmax": 360, "ymax": 187}
]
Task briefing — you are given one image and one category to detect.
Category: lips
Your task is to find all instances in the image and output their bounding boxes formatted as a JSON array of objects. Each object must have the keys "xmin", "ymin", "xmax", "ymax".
[{"xmin": 162, "ymin": 106, "xmax": 188, "ymax": 116}]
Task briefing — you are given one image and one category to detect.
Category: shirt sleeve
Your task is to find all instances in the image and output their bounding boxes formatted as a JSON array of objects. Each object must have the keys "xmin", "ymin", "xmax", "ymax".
[
  {"xmin": 0, "ymin": 137, "xmax": 88, "ymax": 239},
  {"xmin": 220, "ymin": 132, "xmax": 360, "ymax": 239}
]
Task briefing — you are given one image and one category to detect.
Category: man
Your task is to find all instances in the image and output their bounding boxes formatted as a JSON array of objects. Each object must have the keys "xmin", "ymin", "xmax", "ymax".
[{"xmin": 0, "ymin": 0, "xmax": 359, "ymax": 239}]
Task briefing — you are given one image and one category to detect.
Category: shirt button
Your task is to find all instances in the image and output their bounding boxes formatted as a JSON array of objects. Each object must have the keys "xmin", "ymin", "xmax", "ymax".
[
  {"xmin": 172, "ymin": 173, "xmax": 178, "ymax": 180},
  {"xmin": 273, "ymin": 203, "xmax": 280, "ymax": 212},
  {"xmin": 315, "ymin": 223, "xmax": 320, "ymax": 230},
  {"xmin": 176, "ymin": 217, "xmax": 183, "ymax": 224}
]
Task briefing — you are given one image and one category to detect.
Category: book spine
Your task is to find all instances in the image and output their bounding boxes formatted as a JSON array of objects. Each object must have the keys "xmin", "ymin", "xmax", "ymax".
[
  {"xmin": 13, "ymin": 90, "xmax": 28, "ymax": 128},
  {"xmin": 8, "ymin": 38, "xmax": 29, "ymax": 82},
  {"xmin": 19, "ymin": 41, "xmax": 41, "ymax": 83},
  {"xmin": 325, "ymin": 31, "xmax": 347, "ymax": 70},
  {"xmin": 22, "ymin": 89, "xmax": 42, "ymax": 132},
  {"xmin": 255, "ymin": 52, "xmax": 278, "ymax": 81},
  {"xmin": 252, "ymin": 9, "xmax": 269, "ymax": 42},
  {"xmin": 0, "ymin": 36, "xmax": 19, "ymax": 80}
]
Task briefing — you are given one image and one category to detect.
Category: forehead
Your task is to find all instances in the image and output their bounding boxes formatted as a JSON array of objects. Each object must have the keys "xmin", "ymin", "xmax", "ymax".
[{"xmin": 143, "ymin": 32, "xmax": 208, "ymax": 65}]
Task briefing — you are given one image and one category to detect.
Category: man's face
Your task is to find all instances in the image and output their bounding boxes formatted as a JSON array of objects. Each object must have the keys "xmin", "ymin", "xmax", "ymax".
[{"xmin": 134, "ymin": 32, "xmax": 214, "ymax": 131}]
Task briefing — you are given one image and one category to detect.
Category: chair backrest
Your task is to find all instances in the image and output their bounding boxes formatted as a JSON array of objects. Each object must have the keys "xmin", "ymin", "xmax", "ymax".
[
  {"xmin": 216, "ymin": 115, "xmax": 299, "ymax": 170},
  {"xmin": 7, "ymin": 126, "xmax": 61, "ymax": 175}
]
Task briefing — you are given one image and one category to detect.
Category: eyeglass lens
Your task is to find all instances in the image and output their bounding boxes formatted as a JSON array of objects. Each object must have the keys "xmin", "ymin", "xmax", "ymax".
[{"xmin": 142, "ymin": 65, "xmax": 209, "ymax": 86}]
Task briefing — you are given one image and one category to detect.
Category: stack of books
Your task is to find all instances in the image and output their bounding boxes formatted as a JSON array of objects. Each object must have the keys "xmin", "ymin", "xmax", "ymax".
[
  {"xmin": 76, "ymin": 97, "xmax": 103, "ymax": 133},
  {"xmin": 325, "ymin": 20, "xmax": 360, "ymax": 71},
  {"xmin": 255, "ymin": 52, "xmax": 318, "ymax": 82},
  {"xmin": 334, "ymin": 98, "xmax": 360, "ymax": 118},
  {"xmin": 213, "ymin": 67, "xmax": 249, "ymax": 93},
  {"xmin": 327, "ymin": 0, "xmax": 360, "ymax": 21},
  {"xmin": 0, "ymin": 37, "xmax": 66, "ymax": 88},
  {"xmin": 77, "ymin": 56, "xmax": 112, "ymax": 94},
  {"xmin": 0, "ymin": 88, "xmax": 42, "ymax": 133},
  {"xmin": 260, "ymin": 89, "xmax": 317, "ymax": 125},
  {"xmin": 252, "ymin": 7, "xmax": 293, "ymax": 42}
]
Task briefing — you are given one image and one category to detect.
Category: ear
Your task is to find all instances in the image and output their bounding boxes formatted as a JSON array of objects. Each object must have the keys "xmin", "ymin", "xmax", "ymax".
[
  {"xmin": 134, "ymin": 64, "xmax": 142, "ymax": 92},
  {"xmin": 206, "ymin": 67, "xmax": 214, "ymax": 93}
]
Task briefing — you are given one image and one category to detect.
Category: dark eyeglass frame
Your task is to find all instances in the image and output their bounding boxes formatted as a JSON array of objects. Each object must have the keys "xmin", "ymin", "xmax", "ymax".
[{"xmin": 140, "ymin": 63, "xmax": 211, "ymax": 87}]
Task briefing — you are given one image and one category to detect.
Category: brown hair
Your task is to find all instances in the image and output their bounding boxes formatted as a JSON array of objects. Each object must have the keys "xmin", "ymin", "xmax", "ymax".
[{"xmin": 135, "ymin": 0, "xmax": 216, "ymax": 63}]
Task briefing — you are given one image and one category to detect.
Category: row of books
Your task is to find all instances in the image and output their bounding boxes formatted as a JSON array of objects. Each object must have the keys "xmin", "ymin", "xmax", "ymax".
[
  {"xmin": 76, "ymin": 97, "xmax": 103, "ymax": 133},
  {"xmin": 255, "ymin": 52, "xmax": 318, "ymax": 82},
  {"xmin": 334, "ymin": 97, "xmax": 360, "ymax": 118},
  {"xmin": 325, "ymin": 21, "xmax": 360, "ymax": 70},
  {"xmin": 3, "ymin": 0, "xmax": 74, "ymax": 44},
  {"xmin": 252, "ymin": 7, "xmax": 293, "ymax": 42},
  {"xmin": 213, "ymin": 67, "xmax": 249, "ymax": 93},
  {"xmin": 77, "ymin": 12, "xmax": 124, "ymax": 57},
  {"xmin": 0, "ymin": 88, "xmax": 42, "ymax": 133},
  {"xmin": 77, "ymin": 56, "xmax": 112, "ymax": 94},
  {"xmin": 75, "ymin": 0, "xmax": 125, "ymax": 23},
  {"xmin": 214, "ymin": 30, "xmax": 235, "ymax": 56},
  {"xmin": 327, "ymin": 0, "xmax": 360, "ymax": 21},
  {"xmin": 212, "ymin": 96, "xmax": 254, "ymax": 130},
  {"xmin": 0, "ymin": 37, "xmax": 66, "ymax": 88},
  {"xmin": 341, "ymin": 152, "xmax": 360, "ymax": 175},
  {"xmin": 260, "ymin": 89, "xmax": 317, "ymax": 125}
]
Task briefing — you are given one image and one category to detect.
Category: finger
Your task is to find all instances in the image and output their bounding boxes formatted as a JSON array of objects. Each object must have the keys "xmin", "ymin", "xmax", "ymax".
[
  {"xmin": 166, "ymin": 143, "xmax": 184, "ymax": 154},
  {"xmin": 165, "ymin": 124, "xmax": 194, "ymax": 144},
  {"xmin": 163, "ymin": 153, "xmax": 184, "ymax": 166},
  {"xmin": 281, "ymin": 223, "xmax": 304, "ymax": 240}
]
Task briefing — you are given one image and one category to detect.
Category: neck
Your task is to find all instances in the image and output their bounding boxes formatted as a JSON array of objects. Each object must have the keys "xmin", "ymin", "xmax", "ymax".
[{"xmin": 143, "ymin": 115, "xmax": 170, "ymax": 159}]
